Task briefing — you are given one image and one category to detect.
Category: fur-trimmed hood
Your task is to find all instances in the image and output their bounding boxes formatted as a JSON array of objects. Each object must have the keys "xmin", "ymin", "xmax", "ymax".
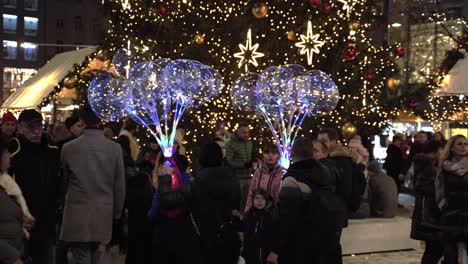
[{"xmin": 330, "ymin": 144, "xmax": 365, "ymax": 165}]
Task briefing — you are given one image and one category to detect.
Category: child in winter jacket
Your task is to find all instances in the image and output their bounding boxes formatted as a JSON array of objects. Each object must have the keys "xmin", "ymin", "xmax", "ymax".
[{"xmin": 242, "ymin": 189, "xmax": 274, "ymax": 264}]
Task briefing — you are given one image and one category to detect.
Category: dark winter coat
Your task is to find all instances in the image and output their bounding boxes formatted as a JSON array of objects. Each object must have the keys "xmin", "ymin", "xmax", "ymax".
[
  {"xmin": 273, "ymin": 159, "xmax": 341, "ymax": 264},
  {"xmin": 135, "ymin": 146, "xmax": 159, "ymax": 174},
  {"xmin": 190, "ymin": 166, "xmax": 242, "ymax": 264},
  {"xmin": 242, "ymin": 208, "xmax": 274, "ymax": 264},
  {"xmin": 383, "ymin": 144, "xmax": 405, "ymax": 179},
  {"xmin": 151, "ymin": 169, "xmax": 202, "ymax": 264},
  {"xmin": 0, "ymin": 186, "xmax": 24, "ymax": 264},
  {"xmin": 124, "ymin": 150, "xmax": 154, "ymax": 264},
  {"xmin": 8, "ymin": 136, "xmax": 61, "ymax": 236},
  {"xmin": 440, "ymin": 166, "xmax": 468, "ymax": 230},
  {"xmin": 410, "ymin": 155, "xmax": 440, "ymax": 241}
]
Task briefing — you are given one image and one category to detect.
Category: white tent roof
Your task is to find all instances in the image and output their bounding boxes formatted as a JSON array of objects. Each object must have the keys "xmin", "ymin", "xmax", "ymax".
[
  {"xmin": 2, "ymin": 47, "xmax": 96, "ymax": 109},
  {"xmin": 439, "ymin": 53, "xmax": 468, "ymax": 95}
]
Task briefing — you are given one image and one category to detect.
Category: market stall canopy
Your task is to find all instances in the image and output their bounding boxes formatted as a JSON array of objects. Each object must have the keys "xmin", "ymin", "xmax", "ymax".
[
  {"xmin": 2, "ymin": 47, "xmax": 96, "ymax": 109},
  {"xmin": 439, "ymin": 53, "xmax": 468, "ymax": 95}
]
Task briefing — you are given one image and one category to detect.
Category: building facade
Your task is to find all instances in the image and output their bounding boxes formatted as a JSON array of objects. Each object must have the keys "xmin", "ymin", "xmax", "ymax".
[
  {"xmin": 1, "ymin": 0, "xmax": 105, "ymax": 103},
  {"xmin": 1, "ymin": 0, "xmax": 44, "ymax": 101}
]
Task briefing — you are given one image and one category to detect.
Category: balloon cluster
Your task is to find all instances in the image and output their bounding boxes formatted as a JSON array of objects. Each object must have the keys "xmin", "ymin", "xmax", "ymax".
[
  {"xmin": 88, "ymin": 49, "xmax": 223, "ymax": 157},
  {"xmin": 231, "ymin": 65, "xmax": 339, "ymax": 168}
]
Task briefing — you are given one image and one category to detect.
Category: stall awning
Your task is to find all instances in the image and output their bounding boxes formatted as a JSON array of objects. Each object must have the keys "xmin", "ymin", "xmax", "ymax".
[
  {"xmin": 439, "ymin": 53, "xmax": 468, "ymax": 95},
  {"xmin": 2, "ymin": 47, "xmax": 96, "ymax": 109}
]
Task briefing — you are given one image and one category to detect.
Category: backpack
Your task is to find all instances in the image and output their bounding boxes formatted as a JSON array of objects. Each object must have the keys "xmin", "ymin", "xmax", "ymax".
[
  {"xmin": 301, "ymin": 184, "xmax": 347, "ymax": 250},
  {"xmin": 348, "ymin": 162, "xmax": 367, "ymax": 212}
]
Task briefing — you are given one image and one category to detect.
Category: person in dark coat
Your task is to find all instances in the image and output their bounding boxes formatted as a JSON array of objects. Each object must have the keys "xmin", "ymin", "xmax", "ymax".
[
  {"xmin": 267, "ymin": 137, "xmax": 345, "ymax": 264},
  {"xmin": 191, "ymin": 143, "xmax": 242, "ymax": 264},
  {"xmin": 136, "ymin": 137, "xmax": 160, "ymax": 175},
  {"xmin": 410, "ymin": 142, "xmax": 443, "ymax": 264},
  {"xmin": 115, "ymin": 135, "xmax": 154, "ymax": 264},
  {"xmin": 242, "ymin": 189, "xmax": 274, "ymax": 264},
  {"xmin": 8, "ymin": 109, "xmax": 60, "ymax": 264},
  {"xmin": 148, "ymin": 151, "xmax": 202, "ymax": 264},
  {"xmin": 437, "ymin": 135, "xmax": 468, "ymax": 263},
  {"xmin": 383, "ymin": 135, "xmax": 405, "ymax": 191}
]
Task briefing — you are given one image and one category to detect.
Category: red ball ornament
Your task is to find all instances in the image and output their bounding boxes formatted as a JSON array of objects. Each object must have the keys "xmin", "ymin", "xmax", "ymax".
[
  {"xmin": 159, "ymin": 5, "xmax": 168, "ymax": 15},
  {"xmin": 344, "ymin": 42, "xmax": 357, "ymax": 60},
  {"xmin": 309, "ymin": 0, "xmax": 321, "ymax": 8},
  {"xmin": 410, "ymin": 101, "xmax": 417, "ymax": 109},
  {"xmin": 324, "ymin": 3, "xmax": 332, "ymax": 12},
  {"xmin": 396, "ymin": 47, "xmax": 405, "ymax": 58},
  {"xmin": 364, "ymin": 72, "xmax": 375, "ymax": 81},
  {"xmin": 439, "ymin": 64, "xmax": 448, "ymax": 73}
]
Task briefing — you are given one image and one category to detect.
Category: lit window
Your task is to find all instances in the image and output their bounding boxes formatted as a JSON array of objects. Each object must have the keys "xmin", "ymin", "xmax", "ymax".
[
  {"xmin": 24, "ymin": 0, "xmax": 38, "ymax": 10},
  {"xmin": 3, "ymin": 0, "xmax": 17, "ymax": 8},
  {"xmin": 24, "ymin": 17, "xmax": 39, "ymax": 36},
  {"xmin": 3, "ymin": 40, "xmax": 17, "ymax": 59},
  {"xmin": 22, "ymin": 42, "xmax": 38, "ymax": 61},
  {"xmin": 3, "ymin": 14, "xmax": 17, "ymax": 33}
]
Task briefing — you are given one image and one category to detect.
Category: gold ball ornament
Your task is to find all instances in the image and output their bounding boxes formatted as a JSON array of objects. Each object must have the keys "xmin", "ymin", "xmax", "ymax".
[
  {"xmin": 287, "ymin": 31, "xmax": 296, "ymax": 41},
  {"xmin": 349, "ymin": 21, "xmax": 360, "ymax": 31},
  {"xmin": 387, "ymin": 77, "xmax": 401, "ymax": 91},
  {"xmin": 63, "ymin": 76, "xmax": 77, "ymax": 89},
  {"xmin": 252, "ymin": 2, "xmax": 268, "ymax": 19},
  {"xmin": 341, "ymin": 122, "xmax": 357, "ymax": 139},
  {"xmin": 194, "ymin": 34, "xmax": 204, "ymax": 44}
]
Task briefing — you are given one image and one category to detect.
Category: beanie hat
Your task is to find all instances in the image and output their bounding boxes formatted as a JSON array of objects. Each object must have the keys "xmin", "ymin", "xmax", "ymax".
[
  {"xmin": 367, "ymin": 160, "xmax": 383, "ymax": 174},
  {"xmin": 252, "ymin": 188, "xmax": 272, "ymax": 203},
  {"xmin": 65, "ymin": 115, "xmax": 80, "ymax": 130},
  {"xmin": 1, "ymin": 112, "xmax": 17, "ymax": 124}
]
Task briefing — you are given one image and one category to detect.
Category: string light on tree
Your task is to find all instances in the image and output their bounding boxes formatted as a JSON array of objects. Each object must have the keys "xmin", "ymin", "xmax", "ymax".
[
  {"xmin": 234, "ymin": 28, "xmax": 265, "ymax": 72},
  {"xmin": 295, "ymin": 20, "xmax": 325, "ymax": 66}
]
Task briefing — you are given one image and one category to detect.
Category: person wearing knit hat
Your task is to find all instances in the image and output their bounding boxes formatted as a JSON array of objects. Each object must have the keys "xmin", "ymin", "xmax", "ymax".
[
  {"xmin": 242, "ymin": 188, "xmax": 274, "ymax": 264},
  {"xmin": 0, "ymin": 112, "xmax": 17, "ymax": 140},
  {"xmin": 367, "ymin": 160, "xmax": 398, "ymax": 218}
]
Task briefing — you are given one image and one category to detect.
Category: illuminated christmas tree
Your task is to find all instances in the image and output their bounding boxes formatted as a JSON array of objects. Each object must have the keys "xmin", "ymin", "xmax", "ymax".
[{"xmin": 49, "ymin": 0, "xmax": 410, "ymax": 158}]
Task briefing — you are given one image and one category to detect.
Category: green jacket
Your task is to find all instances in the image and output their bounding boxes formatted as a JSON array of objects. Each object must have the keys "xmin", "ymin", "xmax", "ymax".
[{"xmin": 226, "ymin": 134, "xmax": 254, "ymax": 180}]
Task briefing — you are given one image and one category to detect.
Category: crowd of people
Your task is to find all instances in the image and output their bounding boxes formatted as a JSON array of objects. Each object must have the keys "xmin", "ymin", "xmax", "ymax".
[
  {"xmin": 0, "ymin": 106, "xmax": 466, "ymax": 264},
  {"xmin": 382, "ymin": 131, "xmax": 468, "ymax": 263}
]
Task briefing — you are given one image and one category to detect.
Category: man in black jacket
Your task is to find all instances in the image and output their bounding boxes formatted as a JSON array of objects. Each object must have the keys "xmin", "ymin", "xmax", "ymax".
[
  {"xmin": 267, "ymin": 137, "xmax": 344, "ymax": 264},
  {"xmin": 383, "ymin": 135, "xmax": 405, "ymax": 191},
  {"xmin": 9, "ymin": 109, "xmax": 61, "ymax": 264}
]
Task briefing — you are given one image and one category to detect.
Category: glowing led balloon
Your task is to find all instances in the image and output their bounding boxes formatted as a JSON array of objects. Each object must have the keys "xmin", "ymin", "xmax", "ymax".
[
  {"xmin": 88, "ymin": 72, "xmax": 127, "ymax": 121},
  {"xmin": 124, "ymin": 58, "xmax": 222, "ymax": 157},
  {"xmin": 112, "ymin": 48, "xmax": 149, "ymax": 77},
  {"xmin": 231, "ymin": 65, "xmax": 339, "ymax": 168},
  {"xmin": 308, "ymin": 70, "xmax": 339, "ymax": 116},
  {"xmin": 231, "ymin": 73, "xmax": 259, "ymax": 112}
]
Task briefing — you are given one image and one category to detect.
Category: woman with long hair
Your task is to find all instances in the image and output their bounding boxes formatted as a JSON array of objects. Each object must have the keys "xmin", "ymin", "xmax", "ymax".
[{"xmin": 437, "ymin": 135, "xmax": 468, "ymax": 263}]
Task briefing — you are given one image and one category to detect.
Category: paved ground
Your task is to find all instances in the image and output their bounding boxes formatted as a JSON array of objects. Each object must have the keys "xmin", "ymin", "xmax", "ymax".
[{"xmin": 343, "ymin": 248, "xmax": 423, "ymax": 264}]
